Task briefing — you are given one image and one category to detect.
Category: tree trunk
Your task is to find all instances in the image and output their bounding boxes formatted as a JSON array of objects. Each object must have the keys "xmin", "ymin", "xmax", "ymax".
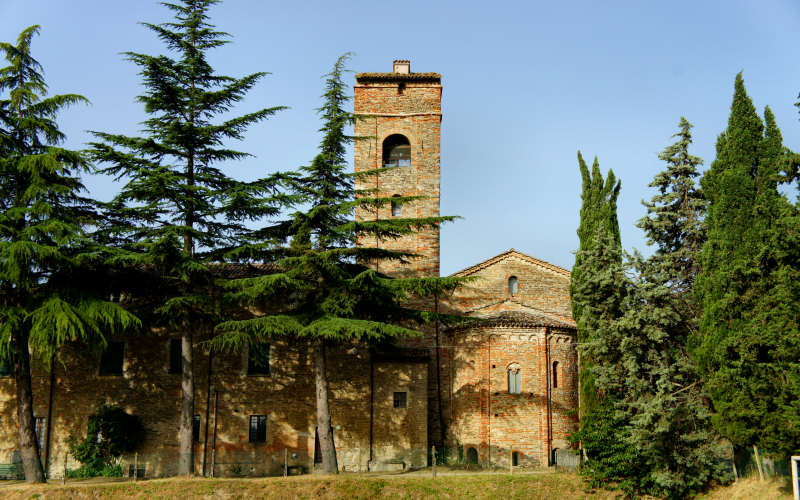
[
  {"xmin": 314, "ymin": 339, "xmax": 337, "ymax": 474},
  {"xmin": 177, "ymin": 331, "xmax": 195, "ymax": 475},
  {"xmin": 13, "ymin": 331, "xmax": 45, "ymax": 483}
]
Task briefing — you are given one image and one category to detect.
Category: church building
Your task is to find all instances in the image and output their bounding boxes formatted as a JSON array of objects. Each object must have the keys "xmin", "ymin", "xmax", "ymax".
[{"xmin": 0, "ymin": 60, "xmax": 578, "ymax": 478}]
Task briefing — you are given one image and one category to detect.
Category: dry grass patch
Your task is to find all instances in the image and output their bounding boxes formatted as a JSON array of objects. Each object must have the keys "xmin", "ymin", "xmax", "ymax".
[
  {"xmin": 2, "ymin": 472, "xmax": 791, "ymax": 499},
  {"xmin": 699, "ymin": 477, "xmax": 792, "ymax": 500},
  {"xmin": 0, "ymin": 472, "xmax": 618, "ymax": 500}
]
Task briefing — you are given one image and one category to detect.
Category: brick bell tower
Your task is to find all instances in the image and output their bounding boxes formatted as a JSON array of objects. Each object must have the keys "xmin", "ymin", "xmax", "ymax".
[{"xmin": 354, "ymin": 60, "xmax": 442, "ymax": 278}]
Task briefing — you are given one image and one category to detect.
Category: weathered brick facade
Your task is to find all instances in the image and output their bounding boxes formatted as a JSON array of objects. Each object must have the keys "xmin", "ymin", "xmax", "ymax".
[
  {"xmin": 439, "ymin": 250, "xmax": 579, "ymax": 467},
  {"xmin": 0, "ymin": 60, "xmax": 577, "ymax": 478},
  {"xmin": 354, "ymin": 62, "xmax": 442, "ymax": 278}
]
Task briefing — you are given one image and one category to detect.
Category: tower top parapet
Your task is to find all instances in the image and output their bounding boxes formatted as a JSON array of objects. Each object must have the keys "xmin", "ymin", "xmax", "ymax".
[{"xmin": 356, "ymin": 59, "xmax": 440, "ymax": 83}]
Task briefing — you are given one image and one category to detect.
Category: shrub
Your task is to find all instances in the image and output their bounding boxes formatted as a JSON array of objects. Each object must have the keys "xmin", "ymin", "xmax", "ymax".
[{"xmin": 68, "ymin": 405, "xmax": 144, "ymax": 477}]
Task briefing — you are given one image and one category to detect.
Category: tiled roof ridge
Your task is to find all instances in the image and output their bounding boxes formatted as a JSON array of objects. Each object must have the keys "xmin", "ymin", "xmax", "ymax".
[
  {"xmin": 464, "ymin": 298, "xmax": 575, "ymax": 327},
  {"xmin": 446, "ymin": 310, "xmax": 576, "ymax": 331},
  {"xmin": 451, "ymin": 249, "xmax": 570, "ymax": 278},
  {"xmin": 355, "ymin": 72, "xmax": 442, "ymax": 81}
]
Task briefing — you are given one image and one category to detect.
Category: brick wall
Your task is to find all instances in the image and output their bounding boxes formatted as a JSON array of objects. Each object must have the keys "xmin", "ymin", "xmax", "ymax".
[
  {"xmin": 443, "ymin": 326, "xmax": 577, "ymax": 468},
  {"xmin": 0, "ymin": 340, "xmax": 427, "ymax": 477},
  {"xmin": 353, "ymin": 73, "xmax": 442, "ymax": 278}
]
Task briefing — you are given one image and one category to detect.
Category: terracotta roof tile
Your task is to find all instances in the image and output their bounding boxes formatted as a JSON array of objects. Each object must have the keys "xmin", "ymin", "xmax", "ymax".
[{"xmin": 355, "ymin": 72, "xmax": 441, "ymax": 82}]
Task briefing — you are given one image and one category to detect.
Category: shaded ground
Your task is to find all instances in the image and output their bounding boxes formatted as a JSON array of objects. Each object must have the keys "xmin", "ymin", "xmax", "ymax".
[{"xmin": 0, "ymin": 469, "xmax": 792, "ymax": 499}]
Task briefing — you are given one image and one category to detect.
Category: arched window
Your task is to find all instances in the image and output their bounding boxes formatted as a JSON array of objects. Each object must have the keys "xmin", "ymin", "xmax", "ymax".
[
  {"xmin": 507, "ymin": 363, "xmax": 521, "ymax": 394},
  {"xmin": 382, "ymin": 134, "xmax": 411, "ymax": 167},
  {"xmin": 466, "ymin": 447, "xmax": 478, "ymax": 464},
  {"xmin": 552, "ymin": 361, "xmax": 559, "ymax": 389},
  {"xmin": 508, "ymin": 276, "xmax": 518, "ymax": 295},
  {"xmin": 391, "ymin": 195, "xmax": 402, "ymax": 217}
]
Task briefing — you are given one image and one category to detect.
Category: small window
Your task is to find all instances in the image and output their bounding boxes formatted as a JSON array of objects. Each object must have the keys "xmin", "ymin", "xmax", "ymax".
[
  {"xmin": 0, "ymin": 358, "xmax": 12, "ymax": 377},
  {"xmin": 169, "ymin": 339, "xmax": 182, "ymax": 374},
  {"xmin": 99, "ymin": 341, "xmax": 124, "ymax": 375},
  {"xmin": 129, "ymin": 464, "xmax": 146, "ymax": 478},
  {"xmin": 249, "ymin": 415, "xmax": 267, "ymax": 442},
  {"xmin": 512, "ymin": 451, "xmax": 520, "ymax": 466},
  {"xmin": 391, "ymin": 195, "xmax": 402, "ymax": 217},
  {"xmin": 466, "ymin": 447, "xmax": 478, "ymax": 464},
  {"xmin": 393, "ymin": 391, "xmax": 407, "ymax": 408},
  {"xmin": 34, "ymin": 416, "xmax": 46, "ymax": 453},
  {"xmin": 247, "ymin": 343, "xmax": 270, "ymax": 375},
  {"xmin": 508, "ymin": 276, "xmax": 519, "ymax": 295},
  {"xmin": 552, "ymin": 361, "xmax": 559, "ymax": 389},
  {"xmin": 507, "ymin": 365, "xmax": 521, "ymax": 394},
  {"xmin": 382, "ymin": 134, "xmax": 411, "ymax": 167},
  {"xmin": 192, "ymin": 415, "xmax": 201, "ymax": 442}
]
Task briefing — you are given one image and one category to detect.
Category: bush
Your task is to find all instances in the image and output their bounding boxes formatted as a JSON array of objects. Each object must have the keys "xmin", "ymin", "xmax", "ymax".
[
  {"xmin": 68, "ymin": 405, "xmax": 144, "ymax": 477},
  {"xmin": 66, "ymin": 464, "xmax": 123, "ymax": 478}
]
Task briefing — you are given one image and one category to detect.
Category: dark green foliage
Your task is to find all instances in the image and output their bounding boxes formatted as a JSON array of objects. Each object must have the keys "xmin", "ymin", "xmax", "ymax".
[
  {"xmin": 89, "ymin": 0, "xmax": 286, "ymax": 474},
  {"xmin": 570, "ymin": 152, "xmax": 621, "ymax": 416},
  {"xmin": 0, "ymin": 25, "xmax": 139, "ymax": 482},
  {"xmin": 68, "ymin": 405, "xmax": 144, "ymax": 476},
  {"xmin": 212, "ymin": 54, "xmax": 465, "ymax": 473},
  {"xmin": 601, "ymin": 118, "xmax": 730, "ymax": 498},
  {"xmin": 572, "ymin": 128, "xmax": 730, "ymax": 496},
  {"xmin": 570, "ymin": 401, "xmax": 639, "ymax": 494},
  {"xmin": 0, "ymin": 25, "xmax": 139, "ymax": 362},
  {"xmin": 66, "ymin": 464, "xmax": 123, "ymax": 478},
  {"xmin": 569, "ymin": 229, "xmax": 636, "ymax": 495},
  {"xmin": 695, "ymin": 74, "xmax": 800, "ymax": 458}
]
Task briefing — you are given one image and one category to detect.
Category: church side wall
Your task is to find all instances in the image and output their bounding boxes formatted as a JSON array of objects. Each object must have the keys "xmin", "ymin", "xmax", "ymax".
[{"xmin": 0, "ymin": 338, "xmax": 427, "ymax": 477}]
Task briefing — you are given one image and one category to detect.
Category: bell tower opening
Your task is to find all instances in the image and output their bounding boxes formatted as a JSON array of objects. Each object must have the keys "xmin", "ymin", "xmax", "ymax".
[
  {"xmin": 353, "ymin": 60, "xmax": 442, "ymax": 278},
  {"xmin": 382, "ymin": 134, "xmax": 411, "ymax": 167}
]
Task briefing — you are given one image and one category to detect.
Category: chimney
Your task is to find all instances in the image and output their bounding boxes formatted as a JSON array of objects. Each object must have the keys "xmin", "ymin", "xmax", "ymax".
[{"xmin": 393, "ymin": 60, "xmax": 410, "ymax": 74}]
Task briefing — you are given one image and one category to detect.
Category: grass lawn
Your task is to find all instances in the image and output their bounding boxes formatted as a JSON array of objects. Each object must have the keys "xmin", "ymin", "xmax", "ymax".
[{"xmin": 0, "ymin": 470, "xmax": 792, "ymax": 499}]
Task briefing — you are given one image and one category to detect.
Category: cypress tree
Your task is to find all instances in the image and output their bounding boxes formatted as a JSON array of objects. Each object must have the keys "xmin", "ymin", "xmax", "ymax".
[
  {"xmin": 89, "ymin": 0, "xmax": 286, "ymax": 475},
  {"xmin": 570, "ymin": 152, "xmax": 621, "ymax": 416},
  {"xmin": 0, "ymin": 26, "xmax": 139, "ymax": 482},
  {"xmin": 569, "ymin": 153, "xmax": 632, "ymax": 493},
  {"xmin": 211, "ymin": 54, "xmax": 464, "ymax": 474},
  {"xmin": 695, "ymin": 74, "xmax": 800, "ymax": 458},
  {"xmin": 570, "ymin": 230, "xmax": 635, "ymax": 492}
]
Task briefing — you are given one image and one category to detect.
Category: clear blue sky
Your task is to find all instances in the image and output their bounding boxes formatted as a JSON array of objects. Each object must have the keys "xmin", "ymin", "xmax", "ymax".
[{"xmin": 2, "ymin": 0, "xmax": 799, "ymax": 274}]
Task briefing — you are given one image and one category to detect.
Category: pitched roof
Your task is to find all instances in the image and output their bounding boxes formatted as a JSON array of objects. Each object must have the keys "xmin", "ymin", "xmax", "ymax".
[
  {"xmin": 450, "ymin": 249, "xmax": 571, "ymax": 278},
  {"xmin": 355, "ymin": 72, "xmax": 441, "ymax": 83},
  {"xmin": 461, "ymin": 298, "xmax": 576, "ymax": 329},
  {"xmin": 445, "ymin": 310, "xmax": 575, "ymax": 331}
]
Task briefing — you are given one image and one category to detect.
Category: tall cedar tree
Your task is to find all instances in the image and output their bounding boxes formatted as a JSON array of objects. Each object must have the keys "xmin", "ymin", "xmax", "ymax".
[
  {"xmin": 0, "ymin": 26, "xmax": 139, "ymax": 482},
  {"xmin": 89, "ymin": 0, "xmax": 286, "ymax": 474},
  {"xmin": 638, "ymin": 117, "xmax": 706, "ymax": 305},
  {"xmin": 211, "ymin": 54, "xmax": 464, "ymax": 474},
  {"xmin": 581, "ymin": 119, "xmax": 730, "ymax": 498},
  {"xmin": 570, "ymin": 152, "xmax": 621, "ymax": 416},
  {"xmin": 695, "ymin": 74, "xmax": 799, "ymax": 458}
]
